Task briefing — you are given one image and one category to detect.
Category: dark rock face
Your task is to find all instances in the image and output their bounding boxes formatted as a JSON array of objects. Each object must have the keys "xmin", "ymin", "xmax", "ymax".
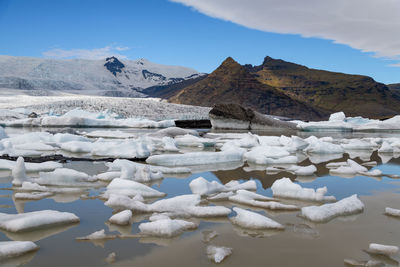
[
  {"xmin": 169, "ymin": 57, "xmax": 327, "ymax": 121},
  {"xmin": 104, "ymin": 57, "xmax": 125, "ymax": 76},
  {"xmin": 209, "ymin": 103, "xmax": 297, "ymax": 130}
]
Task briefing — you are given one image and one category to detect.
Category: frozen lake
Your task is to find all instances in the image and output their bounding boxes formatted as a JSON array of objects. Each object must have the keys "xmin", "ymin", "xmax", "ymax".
[{"xmin": 0, "ymin": 127, "xmax": 399, "ymax": 266}]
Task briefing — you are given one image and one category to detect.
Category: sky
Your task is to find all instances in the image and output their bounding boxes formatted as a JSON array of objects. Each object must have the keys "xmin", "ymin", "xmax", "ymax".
[{"xmin": 0, "ymin": 0, "xmax": 399, "ymax": 84}]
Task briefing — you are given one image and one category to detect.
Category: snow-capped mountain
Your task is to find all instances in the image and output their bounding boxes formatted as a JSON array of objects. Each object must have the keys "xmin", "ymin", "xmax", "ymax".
[{"xmin": 0, "ymin": 55, "xmax": 204, "ymax": 97}]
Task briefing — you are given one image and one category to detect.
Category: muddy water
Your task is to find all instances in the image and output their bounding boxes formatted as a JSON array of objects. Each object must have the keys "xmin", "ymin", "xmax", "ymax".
[{"xmin": 0, "ymin": 129, "xmax": 399, "ymax": 266}]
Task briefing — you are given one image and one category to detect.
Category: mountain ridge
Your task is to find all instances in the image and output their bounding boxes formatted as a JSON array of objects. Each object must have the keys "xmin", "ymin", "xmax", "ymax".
[{"xmin": 164, "ymin": 56, "xmax": 400, "ymax": 120}]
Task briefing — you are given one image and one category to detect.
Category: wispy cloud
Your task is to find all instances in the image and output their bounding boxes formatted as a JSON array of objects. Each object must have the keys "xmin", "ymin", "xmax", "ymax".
[
  {"xmin": 42, "ymin": 45, "xmax": 129, "ymax": 60},
  {"xmin": 170, "ymin": 0, "xmax": 400, "ymax": 66}
]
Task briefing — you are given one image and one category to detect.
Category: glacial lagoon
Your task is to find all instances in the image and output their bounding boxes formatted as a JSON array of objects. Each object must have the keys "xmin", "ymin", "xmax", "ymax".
[{"xmin": 0, "ymin": 127, "xmax": 399, "ymax": 266}]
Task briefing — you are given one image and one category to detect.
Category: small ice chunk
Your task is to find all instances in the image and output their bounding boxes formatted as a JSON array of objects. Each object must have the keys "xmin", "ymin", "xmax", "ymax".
[
  {"xmin": 329, "ymin": 112, "xmax": 346, "ymax": 121},
  {"xmin": 185, "ymin": 205, "xmax": 231, "ymax": 217},
  {"xmin": 138, "ymin": 218, "xmax": 197, "ymax": 237},
  {"xmin": 347, "ymin": 159, "xmax": 368, "ymax": 173},
  {"xmin": 230, "ymin": 207, "xmax": 284, "ymax": 230},
  {"xmin": 109, "ymin": 210, "xmax": 132, "ymax": 225},
  {"xmin": 225, "ymin": 180, "xmax": 257, "ymax": 191},
  {"xmin": 378, "ymin": 141, "xmax": 394, "ymax": 153},
  {"xmin": 290, "ymin": 165, "xmax": 317, "ymax": 176},
  {"xmin": 206, "ymin": 245, "xmax": 232, "ymax": 263},
  {"xmin": 271, "ymin": 178, "xmax": 335, "ymax": 202},
  {"xmin": 0, "ymin": 210, "xmax": 79, "ymax": 232},
  {"xmin": 385, "ymin": 207, "xmax": 400, "ymax": 217},
  {"xmin": 161, "ymin": 136, "xmax": 179, "ymax": 151},
  {"xmin": 0, "ymin": 241, "xmax": 38, "ymax": 259},
  {"xmin": 36, "ymin": 168, "xmax": 94, "ymax": 186},
  {"xmin": 96, "ymin": 171, "xmax": 121, "ymax": 181},
  {"xmin": 76, "ymin": 229, "xmax": 116, "ymax": 240},
  {"xmin": 229, "ymin": 190, "xmax": 298, "ymax": 210},
  {"xmin": 146, "ymin": 150, "xmax": 244, "ymax": 167},
  {"xmin": 301, "ymin": 194, "xmax": 364, "ymax": 222},
  {"xmin": 368, "ymin": 243, "xmax": 399, "ymax": 256},
  {"xmin": 189, "ymin": 177, "xmax": 226, "ymax": 196},
  {"xmin": 104, "ymin": 194, "xmax": 148, "ymax": 212},
  {"xmin": 12, "ymin": 157, "xmax": 27, "ymax": 186}
]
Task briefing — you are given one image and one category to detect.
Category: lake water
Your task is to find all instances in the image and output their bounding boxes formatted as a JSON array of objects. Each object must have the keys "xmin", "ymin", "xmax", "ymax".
[{"xmin": 0, "ymin": 128, "xmax": 400, "ymax": 266}]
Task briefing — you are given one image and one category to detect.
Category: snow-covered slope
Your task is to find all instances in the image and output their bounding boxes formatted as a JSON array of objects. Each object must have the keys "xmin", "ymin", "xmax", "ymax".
[{"xmin": 0, "ymin": 55, "xmax": 204, "ymax": 97}]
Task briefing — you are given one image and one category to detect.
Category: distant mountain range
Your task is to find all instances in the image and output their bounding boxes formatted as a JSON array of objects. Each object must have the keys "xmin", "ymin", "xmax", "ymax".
[
  {"xmin": 148, "ymin": 56, "xmax": 400, "ymax": 120},
  {"xmin": 1, "ymin": 55, "xmax": 399, "ymax": 120},
  {"xmin": 0, "ymin": 55, "xmax": 203, "ymax": 97}
]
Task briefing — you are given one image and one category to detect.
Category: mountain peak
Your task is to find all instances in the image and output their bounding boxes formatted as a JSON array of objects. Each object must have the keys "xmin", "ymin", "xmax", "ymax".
[{"xmin": 104, "ymin": 56, "xmax": 125, "ymax": 76}]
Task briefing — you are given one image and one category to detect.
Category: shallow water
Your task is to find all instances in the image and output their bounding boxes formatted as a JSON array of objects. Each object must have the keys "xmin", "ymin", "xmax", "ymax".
[{"xmin": 0, "ymin": 128, "xmax": 400, "ymax": 266}]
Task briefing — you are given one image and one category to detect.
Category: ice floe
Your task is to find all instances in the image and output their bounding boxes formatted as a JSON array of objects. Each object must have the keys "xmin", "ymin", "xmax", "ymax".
[
  {"xmin": 300, "ymin": 194, "xmax": 364, "ymax": 222},
  {"xmin": 138, "ymin": 218, "xmax": 197, "ymax": 237},
  {"xmin": 0, "ymin": 241, "xmax": 38, "ymax": 259},
  {"xmin": 206, "ymin": 245, "xmax": 232, "ymax": 263},
  {"xmin": 146, "ymin": 149, "xmax": 244, "ymax": 167},
  {"xmin": 271, "ymin": 178, "xmax": 335, "ymax": 202},
  {"xmin": 35, "ymin": 168, "xmax": 96, "ymax": 186},
  {"xmin": 385, "ymin": 207, "xmax": 400, "ymax": 217},
  {"xmin": 230, "ymin": 207, "xmax": 284, "ymax": 230},
  {"xmin": 76, "ymin": 229, "xmax": 117, "ymax": 240},
  {"xmin": 0, "ymin": 210, "xmax": 79, "ymax": 232},
  {"xmin": 229, "ymin": 190, "xmax": 298, "ymax": 210},
  {"xmin": 109, "ymin": 210, "xmax": 132, "ymax": 225},
  {"xmin": 368, "ymin": 243, "xmax": 399, "ymax": 256}
]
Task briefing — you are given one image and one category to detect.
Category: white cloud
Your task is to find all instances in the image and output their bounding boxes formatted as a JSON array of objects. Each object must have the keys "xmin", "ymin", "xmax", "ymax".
[
  {"xmin": 42, "ymin": 45, "xmax": 129, "ymax": 60},
  {"xmin": 170, "ymin": 0, "xmax": 400, "ymax": 65}
]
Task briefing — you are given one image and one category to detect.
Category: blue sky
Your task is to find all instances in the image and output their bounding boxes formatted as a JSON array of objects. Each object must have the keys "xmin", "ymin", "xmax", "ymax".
[{"xmin": 0, "ymin": 0, "xmax": 399, "ymax": 84}]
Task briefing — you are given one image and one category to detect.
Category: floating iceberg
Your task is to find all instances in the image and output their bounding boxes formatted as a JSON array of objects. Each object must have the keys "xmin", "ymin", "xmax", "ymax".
[
  {"xmin": 11, "ymin": 157, "xmax": 27, "ymax": 186},
  {"xmin": 229, "ymin": 190, "xmax": 298, "ymax": 210},
  {"xmin": 206, "ymin": 245, "xmax": 232, "ymax": 263},
  {"xmin": 109, "ymin": 210, "xmax": 132, "ymax": 225},
  {"xmin": 76, "ymin": 229, "xmax": 117, "ymax": 240},
  {"xmin": 271, "ymin": 178, "xmax": 335, "ymax": 202},
  {"xmin": 36, "ymin": 168, "xmax": 95, "ymax": 186},
  {"xmin": 138, "ymin": 218, "xmax": 197, "ymax": 237},
  {"xmin": 189, "ymin": 177, "xmax": 226, "ymax": 196},
  {"xmin": 146, "ymin": 149, "xmax": 244, "ymax": 167},
  {"xmin": 0, "ymin": 241, "xmax": 38, "ymax": 259},
  {"xmin": 385, "ymin": 207, "xmax": 400, "ymax": 217},
  {"xmin": 230, "ymin": 207, "xmax": 284, "ymax": 230},
  {"xmin": 300, "ymin": 194, "xmax": 364, "ymax": 222},
  {"xmin": 0, "ymin": 210, "xmax": 79, "ymax": 232},
  {"xmin": 368, "ymin": 243, "xmax": 399, "ymax": 256}
]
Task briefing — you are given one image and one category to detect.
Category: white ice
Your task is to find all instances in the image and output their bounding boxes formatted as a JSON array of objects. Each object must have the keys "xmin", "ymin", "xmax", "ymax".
[
  {"xmin": 0, "ymin": 241, "xmax": 38, "ymax": 259},
  {"xmin": 300, "ymin": 194, "xmax": 364, "ymax": 222},
  {"xmin": 109, "ymin": 210, "xmax": 132, "ymax": 225},
  {"xmin": 138, "ymin": 218, "xmax": 197, "ymax": 237},
  {"xmin": 230, "ymin": 207, "xmax": 284, "ymax": 230},
  {"xmin": 385, "ymin": 207, "xmax": 400, "ymax": 217},
  {"xmin": 103, "ymin": 178, "xmax": 166, "ymax": 199},
  {"xmin": 206, "ymin": 245, "xmax": 232, "ymax": 263},
  {"xmin": 369, "ymin": 243, "xmax": 399, "ymax": 256},
  {"xmin": 271, "ymin": 178, "xmax": 335, "ymax": 202},
  {"xmin": 0, "ymin": 210, "xmax": 79, "ymax": 232}
]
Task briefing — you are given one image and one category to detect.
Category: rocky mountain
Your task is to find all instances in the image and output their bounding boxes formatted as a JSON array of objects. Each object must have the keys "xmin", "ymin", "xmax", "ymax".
[
  {"xmin": 388, "ymin": 83, "xmax": 400, "ymax": 97},
  {"xmin": 163, "ymin": 56, "xmax": 400, "ymax": 120},
  {"xmin": 0, "ymin": 55, "xmax": 203, "ymax": 97},
  {"xmin": 169, "ymin": 57, "xmax": 327, "ymax": 120},
  {"xmin": 249, "ymin": 57, "xmax": 400, "ymax": 119}
]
